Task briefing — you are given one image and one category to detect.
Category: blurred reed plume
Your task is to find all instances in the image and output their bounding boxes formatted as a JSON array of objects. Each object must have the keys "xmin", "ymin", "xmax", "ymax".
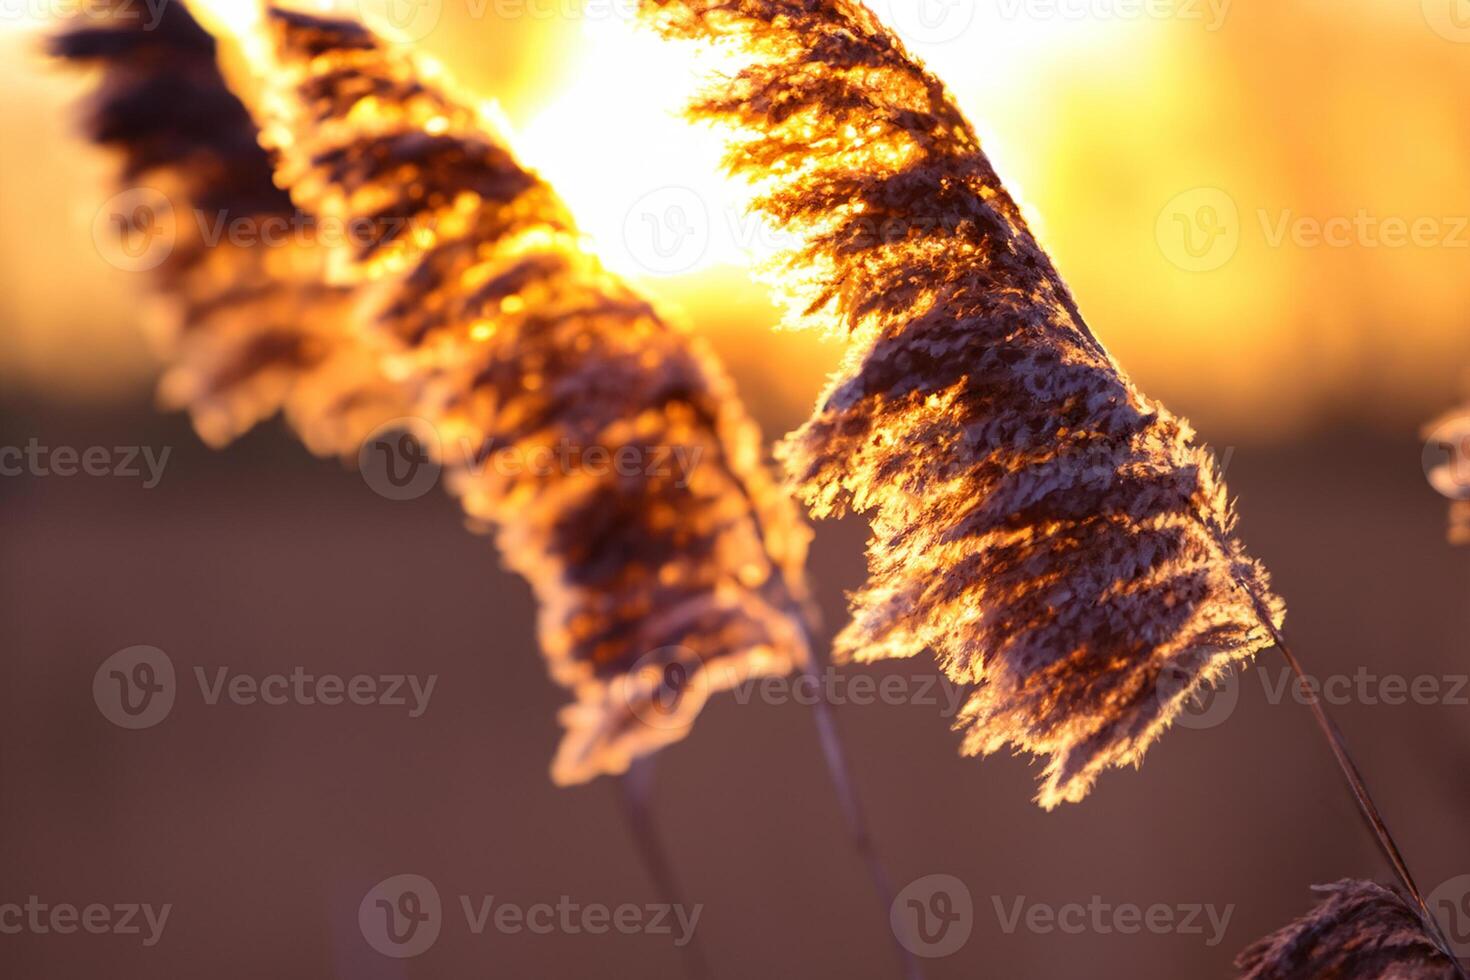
[
  {"xmin": 637, "ymin": 0, "xmax": 1283, "ymax": 808},
  {"xmin": 50, "ymin": 0, "xmax": 406, "ymax": 459},
  {"xmin": 1236, "ymin": 880, "xmax": 1458, "ymax": 979},
  {"xmin": 1424, "ymin": 406, "xmax": 1470, "ymax": 545},
  {"xmin": 252, "ymin": 6, "xmax": 814, "ymax": 785}
]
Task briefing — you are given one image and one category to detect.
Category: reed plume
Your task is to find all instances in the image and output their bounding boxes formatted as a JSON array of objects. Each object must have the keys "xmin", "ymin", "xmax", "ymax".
[
  {"xmin": 1237, "ymin": 880, "xmax": 1458, "ymax": 979},
  {"xmin": 637, "ymin": 0, "xmax": 1283, "ymax": 808},
  {"xmin": 51, "ymin": 0, "xmax": 406, "ymax": 458},
  {"xmin": 1424, "ymin": 406, "xmax": 1470, "ymax": 545},
  {"xmin": 252, "ymin": 7, "xmax": 814, "ymax": 784}
]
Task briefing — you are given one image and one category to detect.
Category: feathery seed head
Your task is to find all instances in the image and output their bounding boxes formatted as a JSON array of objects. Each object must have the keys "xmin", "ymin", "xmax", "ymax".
[
  {"xmin": 256, "ymin": 6, "xmax": 814, "ymax": 783},
  {"xmin": 637, "ymin": 0, "xmax": 1284, "ymax": 807},
  {"xmin": 53, "ymin": 0, "xmax": 407, "ymax": 456},
  {"xmin": 1237, "ymin": 880, "xmax": 1458, "ymax": 979}
]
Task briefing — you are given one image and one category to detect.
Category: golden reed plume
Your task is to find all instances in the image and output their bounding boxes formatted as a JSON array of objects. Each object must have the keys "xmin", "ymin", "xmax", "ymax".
[
  {"xmin": 50, "ymin": 0, "xmax": 406, "ymax": 458},
  {"xmin": 636, "ymin": 0, "xmax": 1283, "ymax": 808},
  {"xmin": 1425, "ymin": 405, "xmax": 1470, "ymax": 545},
  {"xmin": 252, "ymin": 7, "xmax": 814, "ymax": 785},
  {"xmin": 1236, "ymin": 880, "xmax": 1458, "ymax": 979}
]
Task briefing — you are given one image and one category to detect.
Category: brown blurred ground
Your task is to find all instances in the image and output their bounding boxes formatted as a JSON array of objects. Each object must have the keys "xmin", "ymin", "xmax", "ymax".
[{"xmin": 2, "ymin": 376, "xmax": 1468, "ymax": 979}]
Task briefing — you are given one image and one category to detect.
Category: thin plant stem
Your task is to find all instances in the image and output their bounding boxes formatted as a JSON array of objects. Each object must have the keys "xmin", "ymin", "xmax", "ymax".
[
  {"xmin": 1238, "ymin": 586, "xmax": 1470, "ymax": 979},
  {"xmin": 798, "ymin": 642, "xmax": 926, "ymax": 980},
  {"xmin": 619, "ymin": 758, "xmax": 710, "ymax": 980}
]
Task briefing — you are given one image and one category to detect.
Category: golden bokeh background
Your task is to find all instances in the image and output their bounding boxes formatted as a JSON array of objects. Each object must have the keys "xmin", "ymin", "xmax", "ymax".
[{"xmin": 2, "ymin": 0, "xmax": 1468, "ymax": 440}]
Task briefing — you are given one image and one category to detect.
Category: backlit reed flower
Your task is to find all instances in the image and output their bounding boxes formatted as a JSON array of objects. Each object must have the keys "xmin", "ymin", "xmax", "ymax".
[
  {"xmin": 1424, "ymin": 406, "xmax": 1470, "ymax": 545},
  {"xmin": 52, "ymin": 0, "xmax": 406, "ymax": 458},
  {"xmin": 1237, "ymin": 880, "xmax": 1458, "ymax": 979},
  {"xmin": 637, "ymin": 0, "xmax": 1284, "ymax": 807},
  {"xmin": 254, "ymin": 6, "xmax": 814, "ymax": 784}
]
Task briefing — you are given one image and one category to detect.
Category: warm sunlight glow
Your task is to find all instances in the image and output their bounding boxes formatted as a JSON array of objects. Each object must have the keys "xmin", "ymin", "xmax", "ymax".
[
  {"xmin": 7, "ymin": 2, "xmax": 1470, "ymax": 436},
  {"xmin": 518, "ymin": 19, "xmax": 781, "ymax": 281}
]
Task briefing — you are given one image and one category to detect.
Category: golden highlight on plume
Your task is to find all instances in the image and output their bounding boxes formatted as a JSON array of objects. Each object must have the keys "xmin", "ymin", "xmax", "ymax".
[
  {"xmin": 1425, "ymin": 405, "xmax": 1470, "ymax": 546},
  {"xmin": 51, "ymin": 0, "xmax": 407, "ymax": 458},
  {"xmin": 637, "ymin": 0, "xmax": 1284, "ymax": 807},
  {"xmin": 1236, "ymin": 880, "xmax": 1458, "ymax": 979},
  {"xmin": 252, "ymin": 7, "xmax": 814, "ymax": 784}
]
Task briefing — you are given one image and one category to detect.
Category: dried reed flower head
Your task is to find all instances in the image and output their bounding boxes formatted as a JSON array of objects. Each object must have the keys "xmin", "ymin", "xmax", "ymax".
[
  {"xmin": 1424, "ymin": 406, "xmax": 1470, "ymax": 545},
  {"xmin": 638, "ymin": 0, "xmax": 1285, "ymax": 807},
  {"xmin": 254, "ymin": 7, "xmax": 814, "ymax": 783},
  {"xmin": 51, "ymin": 0, "xmax": 406, "ymax": 457},
  {"xmin": 1237, "ymin": 880, "xmax": 1458, "ymax": 979}
]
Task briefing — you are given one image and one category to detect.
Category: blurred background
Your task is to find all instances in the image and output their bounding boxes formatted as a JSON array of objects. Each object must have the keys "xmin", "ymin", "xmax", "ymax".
[{"xmin": 2, "ymin": 1, "xmax": 1469, "ymax": 978}]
